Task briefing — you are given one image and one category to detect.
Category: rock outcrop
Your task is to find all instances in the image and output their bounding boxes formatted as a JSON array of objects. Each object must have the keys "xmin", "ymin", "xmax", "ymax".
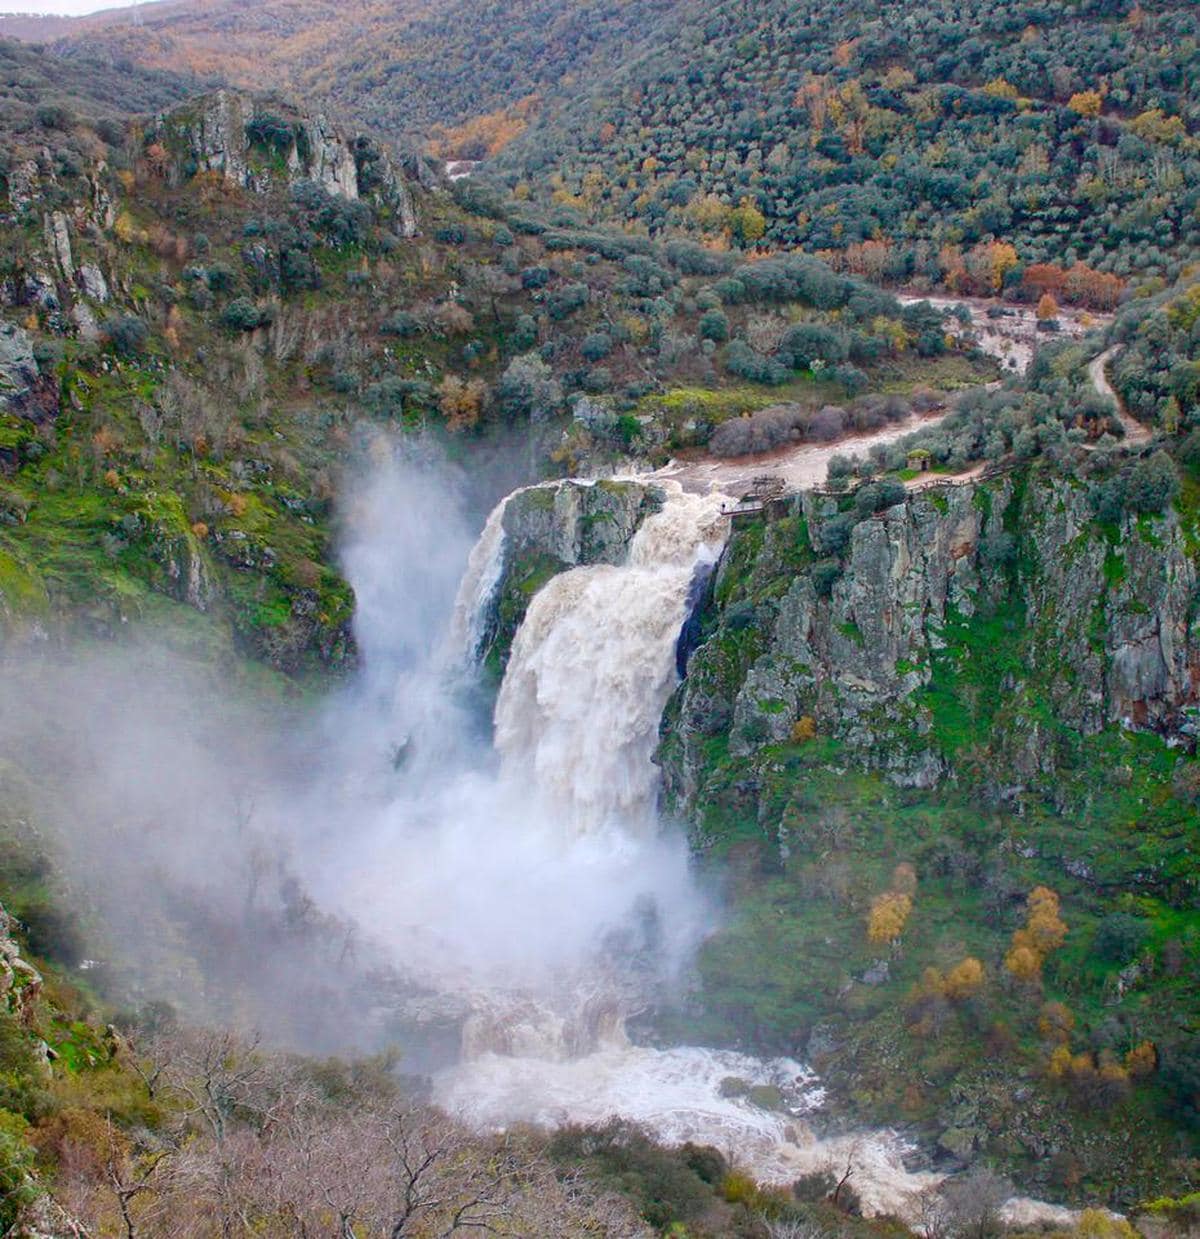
[
  {"xmin": 661, "ymin": 466, "xmax": 1199, "ymax": 817},
  {"xmin": 0, "ymin": 902, "xmax": 43, "ymax": 1028},
  {"xmin": 0, "ymin": 321, "xmax": 57, "ymax": 423},
  {"xmin": 148, "ymin": 90, "xmax": 419, "ymax": 236},
  {"xmin": 477, "ymin": 478, "xmax": 665, "ymax": 678}
]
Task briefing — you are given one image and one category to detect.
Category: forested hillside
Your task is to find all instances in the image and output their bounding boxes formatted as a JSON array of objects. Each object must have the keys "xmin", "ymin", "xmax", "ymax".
[
  {"xmin": 9, "ymin": 0, "xmax": 1199, "ymax": 298},
  {"xmin": 0, "ymin": 6, "xmax": 1198, "ymax": 1235},
  {"xmin": 494, "ymin": 0, "xmax": 1200, "ymax": 294},
  {"xmin": 0, "ymin": 45, "xmax": 1000, "ymax": 672}
]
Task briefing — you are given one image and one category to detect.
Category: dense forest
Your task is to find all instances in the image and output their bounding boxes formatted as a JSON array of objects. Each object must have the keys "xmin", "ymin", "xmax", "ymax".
[{"xmin": 9, "ymin": 0, "xmax": 1198, "ymax": 296}]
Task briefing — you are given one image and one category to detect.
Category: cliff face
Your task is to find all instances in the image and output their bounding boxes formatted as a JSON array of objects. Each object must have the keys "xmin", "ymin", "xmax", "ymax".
[
  {"xmin": 147, "ymin": 90, "xmax": 420, "ymax": 236},
  {"xmin": 660, "ymin": 467, "xmax": 1199, "ymax": 818},
  {"xmin": 477, "ymin": 478, "xmax": 665, "ymax": 681}
]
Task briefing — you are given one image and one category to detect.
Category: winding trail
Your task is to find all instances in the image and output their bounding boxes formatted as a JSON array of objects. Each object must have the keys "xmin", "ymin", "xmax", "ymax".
[{"xmin": 1088, "ymin": 345, "xmax": 1151, "ymax": 446}]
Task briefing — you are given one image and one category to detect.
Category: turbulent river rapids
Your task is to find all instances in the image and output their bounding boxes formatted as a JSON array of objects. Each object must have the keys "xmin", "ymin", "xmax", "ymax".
[{"xmin": 314, "ymin": 465, "xmax": 1077, "ymax": 1227}]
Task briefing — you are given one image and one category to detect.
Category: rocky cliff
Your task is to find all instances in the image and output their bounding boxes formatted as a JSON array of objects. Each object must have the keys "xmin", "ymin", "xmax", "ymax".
[
  {"xmin": 476, "ymin": 478, "xmax": 665, "ymax": 681},
  {"xmin": 660, "ymin": 465, "xmax": 1199, "ymax": 820},
  {"xmin": 146, "ymin": 89, "xmax": 420, "ymax": 235}
]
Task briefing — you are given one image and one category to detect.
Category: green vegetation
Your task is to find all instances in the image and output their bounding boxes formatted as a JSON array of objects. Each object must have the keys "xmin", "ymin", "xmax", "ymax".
[{"xmin": 657, "ymin": 460, "xmax": 1200, "ymax": 1207}]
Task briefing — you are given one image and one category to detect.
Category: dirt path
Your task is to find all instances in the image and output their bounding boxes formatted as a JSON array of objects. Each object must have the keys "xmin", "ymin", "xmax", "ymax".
[
  {"xmin": 1088, "ymin": 345, "xmax": 1151, "ymax": 447},
  {"xmin": 642, "ymin": 337, "xmax": 1144, "ymax": 500}
]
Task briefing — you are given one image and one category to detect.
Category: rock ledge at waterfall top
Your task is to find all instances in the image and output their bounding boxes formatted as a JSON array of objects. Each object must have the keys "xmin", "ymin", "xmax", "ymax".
[{"xmin": 479, "ymin": 478, "xmax": 666, "ymax": 682}]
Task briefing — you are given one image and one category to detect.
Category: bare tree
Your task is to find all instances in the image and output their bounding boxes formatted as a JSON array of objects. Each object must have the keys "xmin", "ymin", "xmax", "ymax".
[{"xmin": 919, "ymin": 1169, "xmax": 1012, "ymax": 1239}]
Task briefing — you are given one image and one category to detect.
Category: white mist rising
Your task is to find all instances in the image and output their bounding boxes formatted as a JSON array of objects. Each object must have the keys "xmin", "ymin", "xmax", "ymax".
[
  {"xmin": 296, "ymin": 462, "xmax": 725, "ymax": 1004},
  {"xmin": 0, "ymin": 444, "xmax": 719, "ymax": 1044}
]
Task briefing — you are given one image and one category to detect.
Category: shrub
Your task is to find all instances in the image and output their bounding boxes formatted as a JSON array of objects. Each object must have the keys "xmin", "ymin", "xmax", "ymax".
[
  {"xmin": 698, "ymin": 308, "xmax": 729, "ymax": 342},
  {"xmin": 521, "ymin": 266, "xmax": 550, "ymax": 290},
  {"xmin": 1126, "ymin": 450, "xmax": 1179, "ymax": 514},
  {"xmin": 547, "ymin": 281, "xmax": 589, "ymax": 320},
  {"xmin": 580, "ymin": 331, "xmax": 612, "ymax": 361},
  {"xmin": 18, "ymin": 897, "xmax": 85, "ymax": 967},
  {"xmin": 511, "ymin": 313, "xmax": 538, "ymax": 350},
  {"xmin": 36, "ymin": 103, "xmax": 74, "ymax": 131},
  {"xmin": 811, "ymin": 558, "xmax": 842, "ymax": 597},
  {"xmin": 723, "ymin": 340, "xmax": 788, "ymax": 385},
  {"xmin": 104, "ymin": 314, "xmax": 149, "ymax": 357},
  {"xmin": 1093, "ymin": 914, "xmax": 1150, "ymax": 963},
  {"xmin": 205, "ymin": 263, "xmax": 236, "ymax": 292},
  {"xmin": 496, "ymin": 353, "xmax": 563, "ymax": 423},
  {"xmin": 833, "ymin": 363, "xmax": 869, "ymax": 396},
  {"xmin": 380, "ymin": 310, "xmax": 420, "ymax": 337},
  {"xmin": 221, "ymin": 298, "xmax": 267, "ymax": 332},
  {"xmin": 813, "ymin": 512, "xmax": 856, "ymax": 556},
  {"xmin": 778, "ymin": 321, "xmax": 848, "ymax": 370}
]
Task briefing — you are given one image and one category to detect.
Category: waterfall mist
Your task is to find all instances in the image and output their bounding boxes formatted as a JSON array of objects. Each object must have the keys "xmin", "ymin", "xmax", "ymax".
[{"xmin": 0, "ymin": 440, "xmax": 715, "ymax": 1052}]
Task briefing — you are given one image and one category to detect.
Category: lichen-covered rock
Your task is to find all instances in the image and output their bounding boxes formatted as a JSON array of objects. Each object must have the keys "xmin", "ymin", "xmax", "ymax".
[
  {"xmin": 502, "ymin": 478, "xmax": 664, "ymax": 568},
  {"xmin": 0, "ymin": 902, "xmax": 43, "ymax": 1027},
  {"xmin": 0, "ymin": 320, "xmax": 58, "ymax": 422},
  {"xmin": 147, "ymin": 90, "xmax": 419, "ymax": 235},
  {"xmin": 74, "ymin": 264, "xmax": 109, "ymax": 303}
]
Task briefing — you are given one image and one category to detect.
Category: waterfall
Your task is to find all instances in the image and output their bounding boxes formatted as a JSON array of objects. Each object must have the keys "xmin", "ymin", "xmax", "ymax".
[
  {"xmin": 494, "ymin": 485, "xmax": 730, "ymax": 833},
  {"xmin": 446, "ymin": 489, "xmax": 516, "ymax": 664},
  {"xmin": 315, "ymin": 458, "xmax": 1085, "ymax": 1227}
]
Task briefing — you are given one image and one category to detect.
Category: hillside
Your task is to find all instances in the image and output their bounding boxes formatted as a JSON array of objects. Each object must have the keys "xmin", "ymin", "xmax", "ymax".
[
  {"xmin": 0, "ymin": 12, "xmax": 1198, "ymax": 1238},
  {"xmin": 4, "ymin": 0, "xmax": 1198, "ymax": 297},
  {"xmin": 1, "ymin": 0, "xmax": 676, "ymax": 143},
  {"xmin": 0, "ymin": 60, "xmax": 999, "ymax": 673}
]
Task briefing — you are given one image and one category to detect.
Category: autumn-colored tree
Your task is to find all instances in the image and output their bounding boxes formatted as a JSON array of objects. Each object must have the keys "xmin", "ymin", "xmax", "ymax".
[
  {"xmin": 1004, "ymin": 944, "xmax": 1042, "ymax": 982},
  {"xmin": 966, "ymin": 240, "xmax": 1019, "ymax": 294},
  {"xmin": 832, "ymin": 39, "xmax": 856, "ymax": 67},
  {"xmin": 939, "ymin": 243, "xmax": 966, "ymax": 292},
  {"xmin": 437, "ymin": 375, "xmax": 488, "ymax": 432},
  {"xmin": 1064, "ymin": 264, "xmax": 1124, "ymax": 310},
  {"xmin": 1023, "ymin": 263, "xmax": 1068, "ymax": 298},
  {"xmin": 1125, "ymin": 1041, "xmax": 1157, "ymax": 1078},
  {"xmin": 144, "ymin": 142, "xmax": 170, "ymax": 177},
  {"xmin": 1067, "ymin": 90, "xmax": 1103, "ymax": 118},
  {"xmin": 867, "ymin": 891, "xmax": 912, "ymax": 945},
  {"xmin": 1077, "ymin": 1210, "xmax": 1141, "ymax": 1239},
  {"xmin": 844, "ymin": 239, "xmax": 891, "ymax": 281},
  {"xmin": 689, "ymin": 194, "xmax": 731, "ymax": 234},
  {"xmin": 1037, "ymin": 1001, "xmax": 1074, "ymax": 1043},
  {"xmin": 790, "ymin": 715, "xmax": 817, "ymax": 744},
  {"xmin": 1036, "ymin": 293, "xmax": 1059, "ymax": 322},
  {"xmin": 1129, "ymin": 108, "xmax": 1187, "ymax": 145},
  {"xmin": 829, "ymin": 80, "xmax": 870, "ymax": 155},
  {"xmin": 944, "ymin": 957, "xmax": 985, "ymax": 1000},
  {"xmin": 1025, "ymin": 887, "xmax": 1068, "ymax": 953},
  {"xmin": 795, "ymin": 76, "xmax": 829, "ymax": 146}
]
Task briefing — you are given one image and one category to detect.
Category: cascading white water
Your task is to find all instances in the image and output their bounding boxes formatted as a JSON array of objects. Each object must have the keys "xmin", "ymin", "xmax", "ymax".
[
  {"xmin": 494, "ymin": 485, "xmax": 729, "ymax": 833},
  {"xmin": 427, "ymin": 474, "xmax": 1087, "ymax": 1228},
  {"xmin": 446, "ymin": 488, "xmax": 517, "ymax": 664}
]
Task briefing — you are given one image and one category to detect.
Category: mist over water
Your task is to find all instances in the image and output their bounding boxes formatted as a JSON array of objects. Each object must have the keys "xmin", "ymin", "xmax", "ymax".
[
  {"xmin": 0, "ymin": 441, "xmax": 717, "ymax": 1041},
  {"xmin": 0, "ymin": 442, "xmax": 1087, "ymax": 1221},
  {"xmin": 298, "ymin": 454, "xmax": 720, "ymax": 1004}
]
